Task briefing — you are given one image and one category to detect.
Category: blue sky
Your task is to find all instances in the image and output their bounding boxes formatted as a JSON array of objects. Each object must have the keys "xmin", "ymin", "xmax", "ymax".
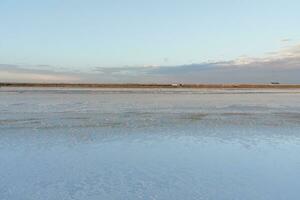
[{"xmin": 0, "ymin": 0, "xmax": 300, "ymax": 82}]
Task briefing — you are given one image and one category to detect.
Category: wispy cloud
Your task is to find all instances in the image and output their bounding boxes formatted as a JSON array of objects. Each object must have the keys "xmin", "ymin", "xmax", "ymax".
[
  {"xmin": 0, "ymin": 64, "xmax": 81, "ymax": 82},
  {"xmin": 221, "ymin": 44, "xmax": 300, "ymax": 73},
  {"xmin": 281, "ymin": 38, "xmax": 293, "ymax": 43},
  {"xmin": 0, "ymin": 71, "xmax": 79, "ymax": 82},
  {"xmin": 1, "ymin": 44, "xmax": 300, "ymax": 83}
]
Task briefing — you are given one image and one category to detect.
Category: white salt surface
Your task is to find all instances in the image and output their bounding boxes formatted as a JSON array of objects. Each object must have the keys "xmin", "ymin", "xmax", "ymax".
[{"xmin": 1, "ymin": 88, "xmax": 300, "ymax": 200}]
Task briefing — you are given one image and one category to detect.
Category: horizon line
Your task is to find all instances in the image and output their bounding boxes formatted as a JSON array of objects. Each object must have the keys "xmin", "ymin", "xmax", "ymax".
[{"xmin": 1, "ymin": 82, "xmax": 300, "ymax": 89}]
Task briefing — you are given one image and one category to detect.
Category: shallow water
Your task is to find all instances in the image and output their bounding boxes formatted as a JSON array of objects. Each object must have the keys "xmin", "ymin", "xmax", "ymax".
[{"xmin": 1, "ymin": 88, "xmax": 300, "ymax": 200}]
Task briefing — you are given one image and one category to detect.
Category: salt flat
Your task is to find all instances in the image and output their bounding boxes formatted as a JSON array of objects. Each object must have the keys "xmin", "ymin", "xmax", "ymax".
[{"xmin": 1, "ymin": 88, "xmax": 300, "ymax": 200}]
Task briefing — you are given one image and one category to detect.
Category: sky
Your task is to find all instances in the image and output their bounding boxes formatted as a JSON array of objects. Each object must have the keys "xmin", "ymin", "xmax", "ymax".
[{"xmin": 0, "ymin": 0, "xmax": 300, "ymax": 83}]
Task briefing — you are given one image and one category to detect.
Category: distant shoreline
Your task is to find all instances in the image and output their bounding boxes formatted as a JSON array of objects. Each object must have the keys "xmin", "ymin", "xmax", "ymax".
[{"xmin": 1, "ymin": 83, "xmax": 300, "ymax": 89}]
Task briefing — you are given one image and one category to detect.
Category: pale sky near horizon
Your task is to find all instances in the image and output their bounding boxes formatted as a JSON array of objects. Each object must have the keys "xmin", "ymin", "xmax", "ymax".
[{"xmin": 1, "ymin": 0, "xmax": 300, "ymax": 69}]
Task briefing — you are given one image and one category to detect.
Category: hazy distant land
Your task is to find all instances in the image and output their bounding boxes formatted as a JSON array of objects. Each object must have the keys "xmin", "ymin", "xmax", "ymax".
[{"xmin": 1, "ymin": 82, "xmax": 300, "ymax": 89}]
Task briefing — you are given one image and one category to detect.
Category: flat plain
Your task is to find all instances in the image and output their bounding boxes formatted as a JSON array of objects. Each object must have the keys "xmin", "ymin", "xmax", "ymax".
[{"xmin": 1, "ymin": 88, "xmax": 300, "ymax": 200}]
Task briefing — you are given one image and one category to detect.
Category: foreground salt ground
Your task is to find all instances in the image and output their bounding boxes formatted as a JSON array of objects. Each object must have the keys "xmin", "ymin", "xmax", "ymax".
[{"xmin": 0, "ymin": 88, "xmax": 300, "ymax": 200}]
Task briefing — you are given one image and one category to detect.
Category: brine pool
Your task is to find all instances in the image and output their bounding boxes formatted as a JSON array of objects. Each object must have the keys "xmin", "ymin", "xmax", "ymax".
[{"xmin": 1, "ymin": 88, "xmax": 300, "ymax": 200}]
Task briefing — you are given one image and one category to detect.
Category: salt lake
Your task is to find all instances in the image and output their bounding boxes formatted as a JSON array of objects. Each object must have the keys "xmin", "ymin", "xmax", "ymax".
[{"xmin": 1, "ymin": 88, "xmax": 300, "ymax": 200}]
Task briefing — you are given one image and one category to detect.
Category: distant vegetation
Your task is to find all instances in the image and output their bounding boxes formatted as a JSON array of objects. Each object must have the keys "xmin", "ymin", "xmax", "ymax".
[{"xmin": 1, "ymin": 83, "xmax": 300, "ymax": 89}]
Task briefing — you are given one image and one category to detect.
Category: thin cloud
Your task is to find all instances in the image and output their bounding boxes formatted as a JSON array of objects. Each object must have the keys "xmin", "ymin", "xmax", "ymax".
[
  {"xmin": 1, "ymin": 44, "xmax": 300, "ymax": 83},
  {"xmin": 281, "ymin": 38, "xmax": 292, "ymax": 43},
  {"xmin": 0, "ymin": 65, "xmax": 81, "ymax": 83},
  {"xmin": 0, "ymin": 71, "xmax": 80, "ymax": 82},
  {"xmin": 220, "ymin": 44, "xmax": 300, "ymax": 69}
]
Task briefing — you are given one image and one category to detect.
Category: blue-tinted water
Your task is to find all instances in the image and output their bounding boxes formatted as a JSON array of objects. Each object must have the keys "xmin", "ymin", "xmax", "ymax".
[{"xmin": 1, "ymin": 88, "xmax": 300, "ymax": 199}]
